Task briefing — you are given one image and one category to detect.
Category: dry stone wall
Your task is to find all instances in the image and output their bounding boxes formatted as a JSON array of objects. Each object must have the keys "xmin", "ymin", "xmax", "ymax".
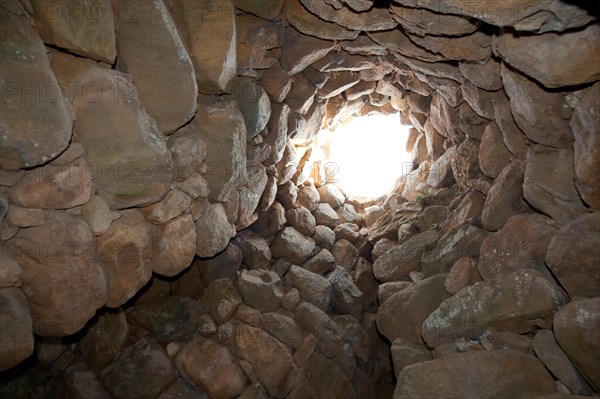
[{"xmin": 0, "ymin": 0, "xmax": 599, "ymax": 398}]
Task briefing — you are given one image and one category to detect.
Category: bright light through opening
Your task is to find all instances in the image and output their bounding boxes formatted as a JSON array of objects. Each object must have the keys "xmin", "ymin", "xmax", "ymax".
[{"xmin": 325, "ymin": 113, "xmax": 413, "ymax": 199}]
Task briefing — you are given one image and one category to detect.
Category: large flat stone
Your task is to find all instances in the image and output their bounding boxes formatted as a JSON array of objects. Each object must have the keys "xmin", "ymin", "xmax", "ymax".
[
  {"xmin": 193, "ymin": 96, "xmax": 246, "ymax": 202},
  {"xmin": 271, "ymin": 227, "xmax": 316, "ymax": 264},
  {"xmin": 422, "ymin": 269, "xmax": 567, "ymax": 347},
  {"xmin": 151, "ymin": 213, "xmax": 197, "ymax": 277},
  {"xmin": 284, "ymin": 0, "xmax": 360, "ymax": 41},
  {"xmin": 34, "ymin": 0, "xmax": 116, "ymax": 63},
  {"xmin": 523, "ymin": 145, "xmax": 587, "ymax": 224},
  {"xmin": 377, "ymin": 275, "xmax": 448, "ymax": 345},
  {"xmin": 391, "ymin": 0, "xmax": 594, "ymax": 33},
  {"xmin": 478, "ymin": 213, "xmax": 558, "ymax": 281},
  {"xmin": 554, "ymin": 298, "xmax": 600, "ymax": 392},
  {"xmin": 495, "ymin": 24, "xmax": 600, "ymax": 89},
  {"xmin": 394, "ymin": 350, "xmax": 557, "ymax": 398},
  {"xmin": 571, "ymin": 82, "xmax": 600, "ymax": 209},
  {"xmin": 9, "ymin": 156, "xmax": 92, "ymax": 209},
  {"xmin": 0, "ymin": 12, "xmax": 73, "ymax": 169},
  {"xmin": 195, "ymin": 203, "xmax": 234, "ymax": 258},
  {"xmin": 390, "ymin": 4, "xmax": 480, "ymax": 37},
  {"xmin": 170, "ymin": 0, "xmax": 236, "ymax": 94},
  {"xmin": 50, "ymin": 52, "xmax": 173, "ymax": 209},
  {"xmin": 237, "ymin": 13, "xmax": 282, "ymax": 70},
  {"xmin": 10, "ymin": 212, "xmax": 107, "ymax": 335},
  {"xmin": 280, "ymin": 26, "xmax": 337, "ymax": 76},
  {"xmin": 299, "ymin": 0, "xmax": 397, "ymax": 31},
  {"xmin": 115, "ymin": 0, "xmax": 197, "ymax": 134},
  {"xmin": 501, "ymin": 64, "xmax": 573, "ymax": 149},
  {"xmin": 407, "ymin": 31, "xmax": 491, "ymax": 62},
  {"xmin": 97, "ymin": 209, "xmax": 153, "ymax": 307},
  {"xmin": 546, "ymin": 213, "xmax": 600, "ymax": 299},
  {"xmin": 233, "ymin": 324, "xmax": 299, "ymax": 398},
  {"xmin": 175, "ymin": 337, "xmax": 246, "ymax": 399},
  {"xmin": 480, "ymin": 162, "xmax": 530, "ymax": 231}
]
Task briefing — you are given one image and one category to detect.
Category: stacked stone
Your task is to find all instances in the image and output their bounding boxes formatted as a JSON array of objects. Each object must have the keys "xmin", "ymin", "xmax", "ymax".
[{"xmin": 0, "ymin": 0, "xmax": 599, "ymax": 398}]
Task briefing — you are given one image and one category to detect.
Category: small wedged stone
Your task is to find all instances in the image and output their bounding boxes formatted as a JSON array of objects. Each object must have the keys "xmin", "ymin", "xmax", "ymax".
[
  {"xmin": 260, "ymin": 62, "xmax": 293, "ymax": 103},
  {"xmin": 97, "ymin": 209, "xmax": 152, "ymax": 308},
  {"xmin": 443, "ymin": 253, "xmax": 480, "ymax": 291},
  {"xmin": 237, "ymin": 165, "xmax": 269, "ymax": 230},
  {"xmin": 459, "ymin": 57, "xmax": 503, "ymax": 91},
  {"xmin": 79, "ymin": 310, "xmax": 130, "ymax": 373},
  {"xmin": 229, "ymin": 78, "xmax": 272, "ymax": 140},
  {"xmin": 142, "ymin": 190, "xmax": 191, "ymax": 225},
  {"xmin": 9, "ymin": 157, "xmax": 92, "ymax": 210},
  {"xmin": 313, "ymin": 203, "xmax": 340, "ymax": 228},
  {"xmin": 286, "ymin": 206, "xmax": 316, "ymax": 236},
  {"xmin": 260, "ymin": 312, "xmax": 305, "ymax": 349},
  {"xmin": 390, "ymin": 339, "xmax": 432, "ymax": 378},
  {"xmin": 407, "ymin": 31, "xmax": 491, "ymax": 62},
  {"xmin": 204, "ymin": 278, "xmax": 242, "ymax": 325},
  {"xmin": 232, "ymin": 230, "xmax": 271, "ymax": 270}
]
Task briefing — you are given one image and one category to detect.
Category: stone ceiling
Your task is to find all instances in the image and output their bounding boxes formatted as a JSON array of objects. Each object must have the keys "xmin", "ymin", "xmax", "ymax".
[{"xmin": 0, "ymin": 0, "xmax": 599, "ymax": 396}]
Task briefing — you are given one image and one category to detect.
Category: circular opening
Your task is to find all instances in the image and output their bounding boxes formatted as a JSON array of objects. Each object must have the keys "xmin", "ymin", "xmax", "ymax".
[{"xmin": 320, "ymin": 113, "xmax": 413, "ymax": 200}]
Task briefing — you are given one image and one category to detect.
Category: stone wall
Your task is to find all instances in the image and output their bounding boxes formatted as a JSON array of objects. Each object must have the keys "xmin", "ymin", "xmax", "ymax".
[{"xmin": 0, "ymin": 0, "xmax": 599, "ymax": 398}]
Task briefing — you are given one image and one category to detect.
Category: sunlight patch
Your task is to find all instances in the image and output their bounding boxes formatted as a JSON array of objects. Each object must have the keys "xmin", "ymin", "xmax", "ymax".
[{"xmin": 324, "ymin": 113, "xmax": 412, "ymax": 199}]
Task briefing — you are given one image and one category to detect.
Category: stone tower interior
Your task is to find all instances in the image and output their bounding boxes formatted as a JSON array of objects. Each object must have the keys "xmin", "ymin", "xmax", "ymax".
[{"xmin": 0, "ymin": 0, "xmax": 599, "ymax": 398}]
